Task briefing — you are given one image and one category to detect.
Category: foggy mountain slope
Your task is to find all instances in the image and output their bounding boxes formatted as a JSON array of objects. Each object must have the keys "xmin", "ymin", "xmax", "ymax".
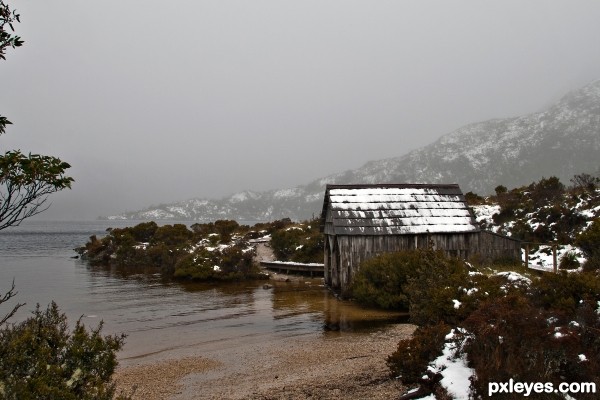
[
  {"xmin": 339, "ymin": 79, "xmax": 600, "ymax": 193},
  {"xmin": 105, "ymin": 80, "xmax": 600, "ymax": 221}
]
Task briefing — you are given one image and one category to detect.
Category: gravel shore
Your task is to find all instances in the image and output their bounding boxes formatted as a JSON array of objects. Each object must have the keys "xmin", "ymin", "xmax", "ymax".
[{"xmin": 114, "ymin": 324, "xmax": 416, "ymax": 399}]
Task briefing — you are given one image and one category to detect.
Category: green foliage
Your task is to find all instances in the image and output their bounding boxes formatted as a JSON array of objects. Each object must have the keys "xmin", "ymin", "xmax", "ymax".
[
  {"xmin": 270, "ymin": 220, "xmax": 323, "ymax": 263},
  {"xmin": 0, "ymin": 150, "xmax": 74, "ymax": 230},
  {"xmin": 464, "ymin": 290, "xmax": 600, "ymax": 399},
  {"xmin": 190, "ymin": 220, "xmax": 242, "ymax": 243},
  {"xmin": 128, "ymin": 221, "xmax": 158, "ymax": 243},
  {"xmin": 570, "ymin": 173, "xmax": 600, "ymax": 193},
  {"xmin": 529, "ymin": 176, "xmax": 565, "ymax": 207},
  {"xmin": 173, "ymin": 244, "xmax": 261, "ymax": 281},
  {"xmin": 405, "ymin": 252, "xmax": 475, "ymax": 326},
  {"xmin": 150, "ymin": 224, "xmax": 193, "ymax": 247},
  {"xmin": 0, "ymin": 0, "xmax": 24, "ymax": 61},
  {"xmin": 351, "ymin": 249, "xmax": 477, "ymax": 322},
  {"xmin": 530, "ymin": 271, "xmax": 600, "ymax": 313},
  {"xmin": 558, "ymin": 251, "xmax": 580, "ymax": 270},
  {"xmin": 582, "ymin": 255, "xmax": 600, "ymax": 273},
  {"xmin": 464, "ymin": 294, "xmax": 560, "ymax": 399},
  {"xmin": 575, "ymin": 218, "xmax": 600, "ymax": 270},
  {"xmin": 575, "ymin": 219, "xmax": 600, "ymax": 259},
  {"xmin": 386, "ymin": 257, "xmax": 600, "ymax": 399},
  {"xmin": 79, "ymin": 218, "xmax": 322, "ymax": 281},
  {"xmin": 495, "ymin": 185, "xmax": 508, "ymax": 195},
  {"xmin": 464, "ymin": 191, "xmax": 485, "ymax": 205},
  {"xmin": 79, "ymin": 220, "xmax": 279, "ymax": 281},
  {"xmin": 349, "ymin": 251, "xmax": 416, "ymax": 310},
  {"xmin": 213, "ymin": 220, "xmax": 240, "ymax": 242},
  {"xmin": 387, "ymin": 323, "xmax": 449, "ymax": 383},
  {"xmin": 487, "ymin": 176, "xmax": 596, "ymax": 243},
  {"xmin": 0, "ymin": 302, "xmax": 129, "ymax": 399}
]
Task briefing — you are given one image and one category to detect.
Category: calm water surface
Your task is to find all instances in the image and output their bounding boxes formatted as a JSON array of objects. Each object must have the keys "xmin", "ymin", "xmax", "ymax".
[{"xmin": 0, "ymin": 220, "xmax": 404, "ymax": 365}]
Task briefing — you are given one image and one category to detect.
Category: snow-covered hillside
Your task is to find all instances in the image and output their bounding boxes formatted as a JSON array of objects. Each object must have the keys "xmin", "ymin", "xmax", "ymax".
[
  {"xmin": 471, "ymin": 183, "xmax": 600, "ymax": 271},
  {"xmin": 105, "ymin": 80, "xmax": 600, "ymax": 221}
]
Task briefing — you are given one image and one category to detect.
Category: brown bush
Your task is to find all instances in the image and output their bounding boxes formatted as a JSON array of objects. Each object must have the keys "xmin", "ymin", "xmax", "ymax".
[{"xmin": 387, "ymin": 323, "xmax": 450, "ymax": 384}]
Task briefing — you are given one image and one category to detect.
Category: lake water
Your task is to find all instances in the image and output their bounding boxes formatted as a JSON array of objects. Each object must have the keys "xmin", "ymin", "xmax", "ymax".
[{"xmin": 0, "ymin": 220, "xmax": 404, "ymax": 366}]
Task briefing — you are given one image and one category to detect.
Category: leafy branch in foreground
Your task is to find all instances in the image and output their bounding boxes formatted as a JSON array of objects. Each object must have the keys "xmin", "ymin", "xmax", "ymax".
[
  {"xmin": 0, "ymin": 302, "xmax": 130, "ymax": 399},
  {"xmin": 0, "ymin": 150, "xmax": 73, "ymax": 230},
  {"xmin": 0, "ymin": 0, "xmax": 23, "ymax": 61}
]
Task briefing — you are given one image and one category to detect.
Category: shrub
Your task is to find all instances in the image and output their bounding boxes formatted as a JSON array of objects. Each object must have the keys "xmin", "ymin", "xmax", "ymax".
[
  {"xmin": 559, "ymin": 251, "xmax": 580, "ymax": 270},
  {"xmin": 464, "ymin": 191, "xmax": 485, "ymax": 205},
  {"xmin": 529, "ymin": 176, "xmax": 565, "ymax": 208},
  {"xmin": 582, "ymin": 255, "xmax": 600, "ymax": 272},
  {"xmin": 350, "ymin": 251, "xmax": 422, "ymax": 310},
  {"xmin": 78, "ymin": 218, "xmax": 327, "ymax": 280},
  {"xmin": 150, "ymin": 224, "xmax": 193, "ymax": 247},
  {"xmin": 575, "ymin": 219, "xmax": 600, "ymax": 259},
  {"xmin": 495, "ymin": 185, "xmax": 508, "ymax": 195},
  {"xmin": 570, "ymin": 173, "xmax": 599, "ymax": 192},
  {"xmin": 464, "ymin": 292, "xmax": 600, "ymax": 399},
  {"xmin": 213, "ymin": 220, "xmax": 239, "ymax": 243},
  {"xmin": 465, "ymin": 294, "xmax": 560, "ymax": 399},
  {"xmin": 128, "ymin": 221, "xmax": 158, "ymax": 243},
  {"xmin": 530, "ymin": 271, "xmax": 600, "ymax": 313},
  {"xmin": 173, "ymin": 242, "xmax": 261, "ymax": 281},
  {"xmin": 351, "ymin": 249, "xmax": 475, "ymax": 323},
  {"xmin": 387, "ymin": 323, "xmax": 450, "ymax": 384},
  {"xmin": 0, "ymin": 302, "xmax": 128, "ymax": 399},
  {"xmin": 270, "ymin": 220, "xmax": 323, "ymax": 263},
  {"xmin": 404, "ymin": 250, "xmax": 473, "ymax": 326}
]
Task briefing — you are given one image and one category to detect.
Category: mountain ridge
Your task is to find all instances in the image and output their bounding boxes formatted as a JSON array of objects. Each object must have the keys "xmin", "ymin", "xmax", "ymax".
[{"xmin": 105, "ymin": 80, "xmax": 600, "ymax": 221}]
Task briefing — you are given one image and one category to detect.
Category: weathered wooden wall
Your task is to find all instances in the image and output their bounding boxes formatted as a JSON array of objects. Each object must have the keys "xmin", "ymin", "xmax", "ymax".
[
  {"xmin": 324, "ymin": 231, "xmax": 521, "ymax": 295},
  {"xmin": 474, "ymin": 231, "xmax": 521, "ymax": 262}
]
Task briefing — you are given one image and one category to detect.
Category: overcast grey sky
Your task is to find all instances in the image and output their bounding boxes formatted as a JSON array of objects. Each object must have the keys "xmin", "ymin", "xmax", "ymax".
[{"xmin": 2, "ymin": 0, "xmax": 600, "ymax": 220}]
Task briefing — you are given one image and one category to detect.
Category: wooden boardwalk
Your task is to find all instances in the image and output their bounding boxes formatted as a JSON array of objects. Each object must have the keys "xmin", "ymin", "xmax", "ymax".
[{"xmin": 260, "ymin": 261, "xmax": 324, "ymax": 277}]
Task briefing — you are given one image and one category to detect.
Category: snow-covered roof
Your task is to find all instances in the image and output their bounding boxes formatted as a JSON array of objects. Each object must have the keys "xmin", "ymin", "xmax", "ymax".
[{"xmin": 321, "ymin": 184, "xmax": 478, "ymax": 235}]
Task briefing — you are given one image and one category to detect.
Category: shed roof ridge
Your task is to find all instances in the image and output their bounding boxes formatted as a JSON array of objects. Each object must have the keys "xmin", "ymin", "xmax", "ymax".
[{"xmin": 325, "ymin": 183, "xmax": 460, "ymax": 189}]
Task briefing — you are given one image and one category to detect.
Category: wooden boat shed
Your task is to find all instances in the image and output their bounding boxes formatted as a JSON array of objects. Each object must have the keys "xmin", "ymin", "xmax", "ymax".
[{"xmin": 320, "ymin": 183, "xmax": 520, "ymax": 295}]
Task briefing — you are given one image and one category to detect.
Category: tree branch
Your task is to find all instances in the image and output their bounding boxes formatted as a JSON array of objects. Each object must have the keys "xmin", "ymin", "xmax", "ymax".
[{"xmin": 0, "ymin": 279, "xmax": 25, "ymax": 325}]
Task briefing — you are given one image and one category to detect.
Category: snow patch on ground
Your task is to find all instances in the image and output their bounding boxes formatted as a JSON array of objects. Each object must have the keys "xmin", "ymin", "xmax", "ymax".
[
  {"xmin": 427, "ymin": 328, "xmax": 475, "ymax": 400},
  {"xmin": 471, "ymin": 204, "xmax": 500, "ymax": 226},
  {"xmin": 523, "ymin": 244, "xmax": 586, "ymax": 272},
  {"xmin": 495, "ymin": 271, "xmax": 532, "ymax": 285}
]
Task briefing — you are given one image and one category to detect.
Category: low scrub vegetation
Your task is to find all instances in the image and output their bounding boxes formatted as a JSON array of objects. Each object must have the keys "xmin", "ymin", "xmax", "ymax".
[
  {"xmin": 478, "ymin": 176, "xmax": 595, "ymax": 244},
  {"xmin": 471, "ymin": 174, "xmax": 600, "ymax": 272},
  {"xmin": 0, "ymin": 301, "xmax": 129, "ymax": 399},
  {"xmin": 77, "ymin": 218, "xmax": 323, "ymax": 281},
  {"xmin": 352, "ymin": 249, "xmax": 600, "ymax": 399},
  {"xmin": 269, "ymin": 219, "xmax": 324, "ymax": 263}
]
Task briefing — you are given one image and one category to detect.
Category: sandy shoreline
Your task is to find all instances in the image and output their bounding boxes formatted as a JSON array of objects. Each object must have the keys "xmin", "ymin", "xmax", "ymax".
[{"xmin": 114, "ymin": 324, "xmax": 416, "ymax": 399}]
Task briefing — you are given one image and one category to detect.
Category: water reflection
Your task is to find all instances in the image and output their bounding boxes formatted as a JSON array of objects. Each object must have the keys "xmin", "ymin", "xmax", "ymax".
[
  {"xmin": 79, "ymin": 260, "xmax": 407, "ymax": 336},
  {"xmin": 269, "ymin": 280, "xmax": 408, "ymax": 332},
  {"xmin": 1, "ymin": 221, "xmax": 406, "ymax": 365}
]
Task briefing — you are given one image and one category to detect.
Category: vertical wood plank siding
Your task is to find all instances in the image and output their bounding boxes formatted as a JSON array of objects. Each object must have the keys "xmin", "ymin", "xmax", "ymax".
[{"xmin": 324, "ymin": 232, "xmax": 521, "ymax": 294}]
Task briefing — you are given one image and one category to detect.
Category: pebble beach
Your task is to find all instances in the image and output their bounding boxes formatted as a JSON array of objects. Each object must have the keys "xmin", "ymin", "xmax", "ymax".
[{"xmin": 114, "ymin": 323, "xmax": 416, "ymax": 399}]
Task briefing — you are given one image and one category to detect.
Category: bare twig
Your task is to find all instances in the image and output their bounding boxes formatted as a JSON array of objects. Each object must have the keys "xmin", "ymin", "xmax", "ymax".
[{"xmin": 0, "ymin": 279, "xmax": 25, "ymax": 325}]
